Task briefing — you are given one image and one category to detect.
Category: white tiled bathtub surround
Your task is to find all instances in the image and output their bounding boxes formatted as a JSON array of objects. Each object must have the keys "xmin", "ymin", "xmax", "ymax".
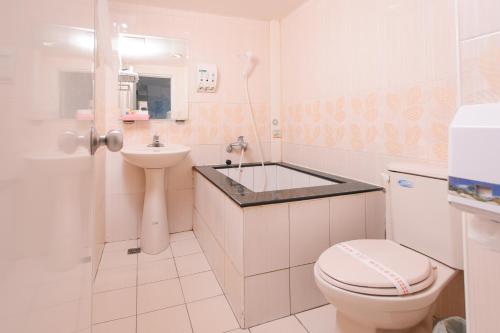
[
  {"xmin": 216, "ymin": 165, "xmax": 337, "ymax": 192},
  {"xmin": 194, "ymin": 170, "xmax": 385, "ymax": 327}
]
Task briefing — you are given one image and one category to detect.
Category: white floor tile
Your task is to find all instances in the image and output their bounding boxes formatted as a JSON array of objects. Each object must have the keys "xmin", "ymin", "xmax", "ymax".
[
  {"xmin": 99, "ymin": 250, "xmax": 137, "ymax": 270},
  {"xmin": 138, "ymin": 258, "xmax": 177, "ymax": 285},
  {"xmin": 137, "ymin": 305, "xmax": 192, "ymax": 333},
  {"xmin": 103, "ymin": 240, "xmax": 139, "ymax": 254},
  {"xmin": 249, "ymin": 316, "xmax": 308, "ymax": 333},
  {"xmin": 187, "ymin": 295, "xmax": 239, "ymax": 333},
  {"xmin": 171, "ymin": 231, "xmax": 196, "ymax": 242},
  {"xmin": 172, "ymin": 238, "xmax": 202, "ymax": 257},
  {"xmin": 175, "ymin": 252, "xmax": 211, "ymax": 277},
  {"xmin": 137, "ymin": 279, "xmax": 184, "ymax": 314},
  {"xmin": 295, "ymin": 305, "xmax": 336, "ymax": 333},
  {"xmin": 92, "ymin": 287, "xmax": 136, "ymax": 324},
  {"xmin": 92, "ymin": 316, "xmax": 136, "ymax": 333},
  {"xmin": 138, "ymin": 247, "xmax": 173, "ymax": 264},
  {"xmin": 180, "ymin": 271, "xmax": 222, "ymax": 303},
  {"xmin": 94, "ymin": 265, "xmax": 137, "ymax": 293},
  {"xmin": 228, "ymin": 330, "xmax": 250, "ymax": 333}
]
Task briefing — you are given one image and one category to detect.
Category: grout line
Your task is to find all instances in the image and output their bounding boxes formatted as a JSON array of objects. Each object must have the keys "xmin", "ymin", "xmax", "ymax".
[
  {"xmin": 94, "ymin": 254, "xmax": 212, "ymax": 293},
  {"xmin": 294, "ymin": 314, "xmax": 311, "ymax": 333},
  {"xmin": 93, "ymin": 284, "xmax": 138, "ymax": 295},
  {"xmin": 172, "ymin": 250, "xmax": 195, "ymax": 333},
  {"xmin": 460, "ymin": 29, "xmax": 500, "ymax": 43},
  {"xmin": 185, "ymin": 292, "xmax": 225, "ymax": 305},
  {"xmin": 246, "ymin": 313, "xmax": 295, "ymax": 330},
  {"xmin": 136, "ymin": 301, "xmax": 188, "ymax": 317},
  {"xmin": 92, "ymin": 314, "xmax": 137, "ymax": 327}
]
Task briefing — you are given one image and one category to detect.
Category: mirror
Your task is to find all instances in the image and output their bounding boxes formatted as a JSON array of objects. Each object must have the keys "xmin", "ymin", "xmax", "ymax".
[
  {"xmin": 136, "ymin": 75, "xmax": 171, "ymax": 119},
  {"xmin": 117, "ymin": 34, "xmax": 189, "ymax": 121}
]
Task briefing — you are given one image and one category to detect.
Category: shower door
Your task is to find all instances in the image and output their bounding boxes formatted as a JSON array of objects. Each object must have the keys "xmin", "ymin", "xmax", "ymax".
[{"xmin": 0, "ymin": 0, "xmax": 118, "ymax": 332}]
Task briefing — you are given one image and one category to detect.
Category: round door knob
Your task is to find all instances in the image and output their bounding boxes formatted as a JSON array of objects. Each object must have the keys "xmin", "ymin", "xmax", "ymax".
[
  {"xmin": 90, "ymin": 128, "xmax": 123, "ymax": 154},
  {"xmin": 104, "ymin": 129, "xmax": 123, "ymax": 152}
]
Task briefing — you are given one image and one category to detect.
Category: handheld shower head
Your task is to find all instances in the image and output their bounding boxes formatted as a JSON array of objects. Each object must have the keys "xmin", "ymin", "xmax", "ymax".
[{"xmin": 242, "ymin": 51, "xmax": 256, "ymax": 78}]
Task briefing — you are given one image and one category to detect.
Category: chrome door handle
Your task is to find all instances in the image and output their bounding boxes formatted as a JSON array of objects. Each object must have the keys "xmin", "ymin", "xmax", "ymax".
[{"xmin": 90, "ymin": 128, "xmax": 123, "ymax": 154}]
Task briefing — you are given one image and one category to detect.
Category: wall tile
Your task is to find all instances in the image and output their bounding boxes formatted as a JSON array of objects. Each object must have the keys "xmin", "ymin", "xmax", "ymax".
[
  {"xmin": 243, "ymin": 203, "xmax": 289, "ymax": 276},
  {"xmin": 106, "ymin": 152, "xmax": 144, "ymax": 195},
  {"xmin": 460, "ymin": 33, "xmax": 500, "ymax": 104},
  {"xmin": 105, "ymin": 193, "xmax": 143, "ymax": 242},
  {"xmin": 167, "ymin": 189, "xmax": 193, "ymax": 233},
  {"xmin": 365, "ymin": 191, "xmax": 386, "ymax": 239},
  {"xmin": 330, "ymin": 194, "xmax": 366, "ymax": 245},
  {"xmin": 280, "ymin": 0, "xmax": 458, "ymax": 173},
  {"xmin": 224, "ymin": 198, "xmax": 244, "ymax": 274},
  {"xmin": 244, "ymin": 269, "xmax": 290, "ymax": 327},
  {"xmin": 289, "ymin": 199, "xmax": 330, "ymax": 266},
  {"xmin": 224, "ymin": 256, "xmax": 245, "ymax": 327},
  {"xmin": 190, "ymin": 144, "xmax": 222, "ymax": 166},
  {"xmin": 458, "ymin": 0, "xmax": 500, "ymax": 40},
  {"xmin": 205, "ymin": 183, "xmax": 226, "ymax": 246},
  {"xmin": 193, "ymin": 208, "xmax": 207, "ymax": 252},
  {"xmin": 212, "ymin": 238, "xmax": 226, "ymax": 289},
  {"xmin": 166, "ymin": 155, "xmax": 194, "ymax": 191},
  {"xmin": 290, "ymin": 264, "xmax": 327, "ymax": 314},
  {"xmin": 194, "ymin": 172, "xmax": 209, "ymax": 217}
]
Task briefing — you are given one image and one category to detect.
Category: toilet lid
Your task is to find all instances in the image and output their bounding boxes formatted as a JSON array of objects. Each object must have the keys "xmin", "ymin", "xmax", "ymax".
[{"xmin": 317, "ymin": 240, "xmax": 435, "ymax": 296}]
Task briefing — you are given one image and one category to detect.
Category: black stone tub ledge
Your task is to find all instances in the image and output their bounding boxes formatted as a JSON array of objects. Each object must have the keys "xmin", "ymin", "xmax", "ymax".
[{"xmin": 193, "ymin": 162, "xmax": 383, "ymax": 207}]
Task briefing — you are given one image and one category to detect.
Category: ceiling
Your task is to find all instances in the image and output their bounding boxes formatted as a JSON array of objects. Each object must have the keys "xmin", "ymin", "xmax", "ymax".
[{"xmin": 111, "ymin": 0, "xmax": 307, "ymax": 20}]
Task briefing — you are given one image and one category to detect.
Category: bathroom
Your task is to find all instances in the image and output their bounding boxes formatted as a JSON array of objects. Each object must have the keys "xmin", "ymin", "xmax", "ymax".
[{"xmin": 1, "ymin": 0, "xmax": 500, "ymax": 332}]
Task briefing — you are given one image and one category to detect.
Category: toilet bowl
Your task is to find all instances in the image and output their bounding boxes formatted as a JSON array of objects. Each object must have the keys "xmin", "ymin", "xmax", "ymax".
[
  {"xmin": 313, "ymin": 164, "xmax": 463, "ymax": 332},
  {"xmin": 314, "ymin": 239, "xmax": 457, "ymax": 332}
]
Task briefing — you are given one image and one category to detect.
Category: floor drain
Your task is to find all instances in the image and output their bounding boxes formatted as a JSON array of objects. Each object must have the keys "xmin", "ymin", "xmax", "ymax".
[{"xmin": 127, "ymin": 247, "xmax": 141, "ymax": 254}]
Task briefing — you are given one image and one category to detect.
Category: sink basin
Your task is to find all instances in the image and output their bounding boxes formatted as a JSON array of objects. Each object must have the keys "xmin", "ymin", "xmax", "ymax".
[
  {"xmin": 120, "ymin": 144, "xmax": 191, "ymax": 254},
  {"xmin": 121, "ymin": 144, "xmax": 191, "ymax": 169}
]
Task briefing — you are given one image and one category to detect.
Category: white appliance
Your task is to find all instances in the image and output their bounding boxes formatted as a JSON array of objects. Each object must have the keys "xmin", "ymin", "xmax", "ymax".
[{"xmin": 449, "ymin": 103, "xmax": 500, "ymax": 333}]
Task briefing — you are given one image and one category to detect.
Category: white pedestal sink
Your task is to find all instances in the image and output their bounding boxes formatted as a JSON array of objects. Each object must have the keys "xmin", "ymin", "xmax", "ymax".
[{"xmin": 121, "ymin": 144, "xmax": 191, "ymax": 254}]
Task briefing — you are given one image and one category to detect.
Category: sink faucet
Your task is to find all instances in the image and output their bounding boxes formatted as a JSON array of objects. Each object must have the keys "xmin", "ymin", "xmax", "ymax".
[
  {"xmin": 148, "ymin": 133, "xmax": 164, "ymax": 147},
  {"xmin": 226, "ymin": 136, "xmax": 248, "ymax": 153}
]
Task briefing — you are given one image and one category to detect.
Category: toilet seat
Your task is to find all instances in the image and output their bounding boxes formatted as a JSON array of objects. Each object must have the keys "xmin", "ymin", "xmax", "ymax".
[{"xmin": 317, "ymin": 239, "xmax": 437, "ymax": 296}]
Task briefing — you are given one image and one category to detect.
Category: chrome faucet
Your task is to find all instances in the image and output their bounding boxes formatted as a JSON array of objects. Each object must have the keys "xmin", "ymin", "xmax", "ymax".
[
  {"xmin": 226, "ymin": 136, "xmax": 248, "ymax": 153},
  {"xmin": 148, "ymin": 133, "xmax": 164, "ymax": 147}
]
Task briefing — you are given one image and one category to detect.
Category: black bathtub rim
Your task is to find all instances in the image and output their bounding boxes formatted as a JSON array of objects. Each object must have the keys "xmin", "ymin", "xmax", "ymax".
[{"xmin": 194, "ymin": 162, "xmax": 383, "ymax": 208}]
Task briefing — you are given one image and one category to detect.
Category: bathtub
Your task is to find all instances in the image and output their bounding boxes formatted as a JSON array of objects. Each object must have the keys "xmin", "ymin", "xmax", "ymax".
[{"xmin": 193, "ymin": 162, "xmax": 384, "ymax": 327}]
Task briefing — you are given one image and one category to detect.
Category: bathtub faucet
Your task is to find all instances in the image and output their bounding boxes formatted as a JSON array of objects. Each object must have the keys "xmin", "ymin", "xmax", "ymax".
[{"xmin": 226, "ymin": 136, "xmax": 248, "ymax": 153}]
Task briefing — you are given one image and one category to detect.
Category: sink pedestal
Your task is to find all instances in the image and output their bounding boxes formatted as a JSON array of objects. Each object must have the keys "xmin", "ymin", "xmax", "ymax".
[
  {"xmin": 141, "ymin": 168, "xmax": 169, "ymax": 254},
  {"xmin": 120, "ymin": 143, "xmax": 191, "ymax": 254}
]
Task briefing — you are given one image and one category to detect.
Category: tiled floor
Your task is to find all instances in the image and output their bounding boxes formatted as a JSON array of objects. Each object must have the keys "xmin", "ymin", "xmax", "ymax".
[{"xmin": 92, "ymin": 231, "xmax": 336, "ymax": 333}]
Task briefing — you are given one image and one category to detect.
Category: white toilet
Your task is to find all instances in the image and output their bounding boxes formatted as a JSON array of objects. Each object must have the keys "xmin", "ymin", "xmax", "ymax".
[{"xmin": 314, "ymin": 164, "xmax": 464, "ymax": 333}]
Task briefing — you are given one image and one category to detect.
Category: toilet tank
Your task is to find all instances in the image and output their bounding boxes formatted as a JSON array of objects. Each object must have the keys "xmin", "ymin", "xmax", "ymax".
[{"xmin": 387, "ymin": 163, "xmax": 463, "ymax": 269}]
